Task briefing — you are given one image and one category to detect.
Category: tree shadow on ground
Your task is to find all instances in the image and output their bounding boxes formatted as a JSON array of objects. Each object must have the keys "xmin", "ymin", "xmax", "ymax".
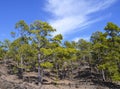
[
  {"xmin": 92, "ymin": 80, "xmax": 120, "ymax": 89},
  {"xmin": 75, "ymin": 70, "xmax": 120, "ymax": 89},
  {"xmin": 74, "ymin": 70, "xmax": 102, "ymax": 80}
]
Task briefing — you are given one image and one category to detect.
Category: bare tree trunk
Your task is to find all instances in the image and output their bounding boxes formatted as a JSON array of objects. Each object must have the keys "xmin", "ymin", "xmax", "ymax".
[
  {"xmin": 55, "ymin": 62, "xmax": 59, "ymax": 79},
  {"xmin": 21, "ymin": 56, "xmax": 23, "ymax": 73},
  {"xmin": 70, "ymin": 60, "xmax": 73, "ymax": 80},
  {"xmin": 102, "ymin": 69, "xmax": 106, "ymax": 81},
  {"xmin": 38, "ymin": 53, "xmax": 42, "ymax": 84},
  {"xmin": 4, "ymin": 55, "xmax": 7, "ymax": 66},
  {"xmin": 20, "ymin": 56, "xmax": 23, "ymax": 79}
]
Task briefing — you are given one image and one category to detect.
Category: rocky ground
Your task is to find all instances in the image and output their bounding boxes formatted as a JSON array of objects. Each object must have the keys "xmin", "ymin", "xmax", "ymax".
[{"xmin": 0, "ymin": 62, "xmax": 120, "ymax": 89}]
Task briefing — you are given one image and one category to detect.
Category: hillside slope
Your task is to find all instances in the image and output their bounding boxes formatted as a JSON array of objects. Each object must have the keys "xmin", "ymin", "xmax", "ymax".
[{"xmin": 0, "ymin": 62, "xmax": 120, "ymax": 89}]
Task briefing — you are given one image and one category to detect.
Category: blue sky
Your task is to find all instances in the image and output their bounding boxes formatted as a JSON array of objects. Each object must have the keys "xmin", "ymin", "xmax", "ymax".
[{"xmin": 0, "ymin": 0, "xmax": 120, "ymax": 42}]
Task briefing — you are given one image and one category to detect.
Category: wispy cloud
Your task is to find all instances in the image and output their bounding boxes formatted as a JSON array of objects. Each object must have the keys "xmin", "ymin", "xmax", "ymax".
[
  {"xmin": 73, "ymin": 36, "xmax": 90, "ymax": 42},
  {"xmin": 45, "ymin": 0, "xmax": 117, "ymax": 37}
]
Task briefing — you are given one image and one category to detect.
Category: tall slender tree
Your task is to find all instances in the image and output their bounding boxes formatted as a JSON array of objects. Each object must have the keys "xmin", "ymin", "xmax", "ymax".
[{"xmin": 30, "ymin": 20, "xmax": 56, "ymax": 84}]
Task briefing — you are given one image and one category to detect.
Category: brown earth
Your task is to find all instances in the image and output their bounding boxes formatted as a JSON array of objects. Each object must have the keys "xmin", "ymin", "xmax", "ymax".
[{"xmin": 0, "ymin": 62, "xmax": 119, "ymax": 89}]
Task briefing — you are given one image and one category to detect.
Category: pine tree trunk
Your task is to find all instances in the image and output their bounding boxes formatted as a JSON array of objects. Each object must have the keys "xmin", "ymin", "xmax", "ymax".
[
  {"xmin": 21, "ymin": 56, "xmax": 23, "ymax": 73},
  {"xmin": 38, "ymin": 53, "xmax": 42, "ymax": 84},
  {"xmin": 4, "ymin": 55, "xmax": 6, "ymax": 66},
  {"xmin": 70, "ymin": 60, "xmax": 73, "ymax": 80},
  {"xmin": 55, "ymin": 63, "xmax": 59, "ymax": 79},
  {"xmin": 102, "ymin": 69, "xmax": 106, "ymax": 81},
  {"xmin": 20, "ymin": 56, "xmax": 23, "ymax": 79}
]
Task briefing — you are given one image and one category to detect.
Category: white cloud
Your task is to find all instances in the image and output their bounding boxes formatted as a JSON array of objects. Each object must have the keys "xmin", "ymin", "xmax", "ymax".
[
  {"xmin": 73, "ymin": 36, "xmax": 90, "ymax": 42},
  {"xmin": 45, "ymin": 0, "xmax": 117, "ymax": 37}
]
